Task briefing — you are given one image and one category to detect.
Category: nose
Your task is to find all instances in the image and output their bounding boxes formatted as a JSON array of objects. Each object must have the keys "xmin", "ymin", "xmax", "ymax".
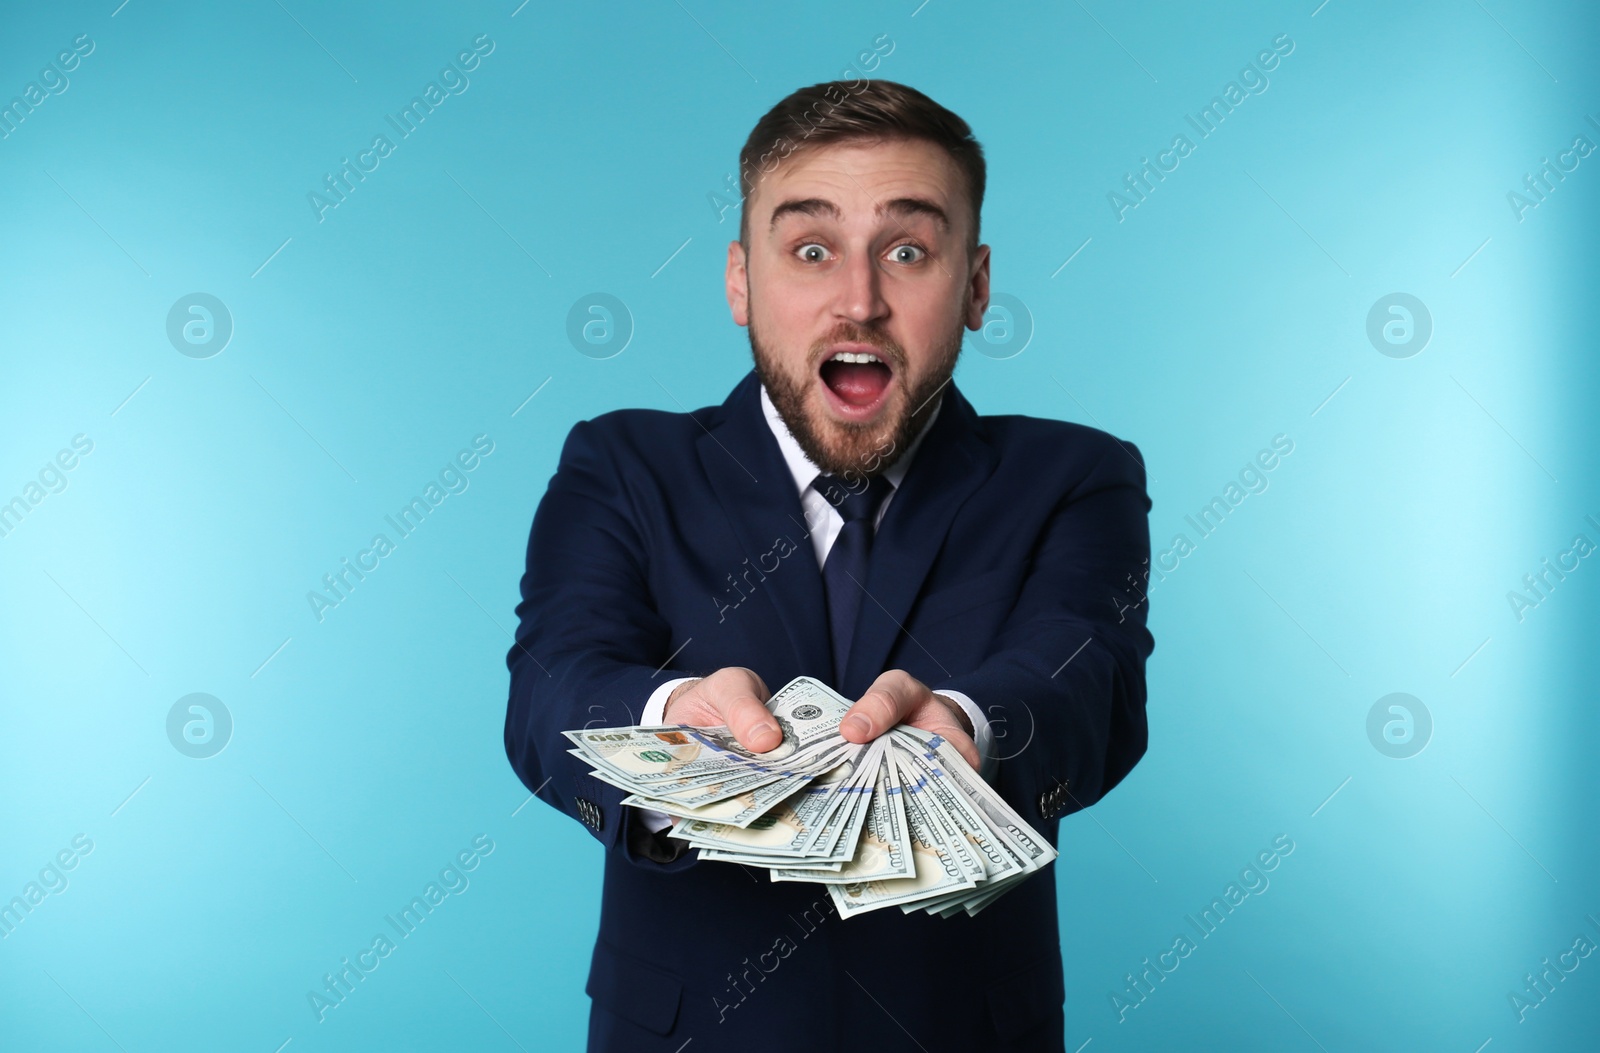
[{"xmin": 833, "ymin": 246, "xmax": 888, "ymax": 327}]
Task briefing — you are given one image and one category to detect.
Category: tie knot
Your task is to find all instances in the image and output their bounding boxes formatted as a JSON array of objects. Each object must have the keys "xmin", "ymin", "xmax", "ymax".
[{"xmin": 818, "ymin": 474, "xmax": 893, "ymax": 524}]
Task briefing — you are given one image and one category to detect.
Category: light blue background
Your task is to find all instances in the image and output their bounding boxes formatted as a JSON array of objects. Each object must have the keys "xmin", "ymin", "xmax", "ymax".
[{"xmin": 2, "ymin": 1, "xmax": 1597, "ymax": 1049}]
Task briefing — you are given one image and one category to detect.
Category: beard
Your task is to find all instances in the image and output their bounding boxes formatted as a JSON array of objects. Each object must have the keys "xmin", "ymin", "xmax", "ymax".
[{"xmin": 749, "ymin": 312, "xmax": 963, "ymax": 480}]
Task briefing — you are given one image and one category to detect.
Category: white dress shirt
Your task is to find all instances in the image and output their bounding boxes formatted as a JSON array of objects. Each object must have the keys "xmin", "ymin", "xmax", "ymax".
[{"xmin": 635, "ymin": 384, "xmax": 995, "ymax": 833}]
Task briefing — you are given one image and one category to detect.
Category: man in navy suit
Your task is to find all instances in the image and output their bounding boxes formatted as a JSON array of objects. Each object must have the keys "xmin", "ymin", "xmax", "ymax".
[{"xmin": 504, "ymin": 79, "xmax": 1154, "ymax": 1052}]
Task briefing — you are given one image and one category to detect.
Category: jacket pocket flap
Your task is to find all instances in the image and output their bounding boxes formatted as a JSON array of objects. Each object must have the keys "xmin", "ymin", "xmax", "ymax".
[
  {"xmin": 585, "ymin": 940, "xmax": 683, "ymax": 1036},
  {"xmin": 985, "ymin": 951, "xmax": 1065, "ymax": 1042}
]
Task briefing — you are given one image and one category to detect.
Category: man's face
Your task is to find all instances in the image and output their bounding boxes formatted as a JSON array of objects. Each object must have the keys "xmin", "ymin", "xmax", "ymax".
[{"xmin": 725, "ymin": 137, "xmax": 990, "ymax": 478}]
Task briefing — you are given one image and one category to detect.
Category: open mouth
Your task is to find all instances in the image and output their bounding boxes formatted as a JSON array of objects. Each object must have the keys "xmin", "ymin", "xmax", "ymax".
[{"xmin": 818, "ymin": 347, "xmax": 894, "ymax": 417}]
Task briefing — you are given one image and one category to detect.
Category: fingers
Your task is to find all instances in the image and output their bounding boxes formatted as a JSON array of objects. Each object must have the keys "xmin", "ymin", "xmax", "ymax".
[
  {"xmin": 948, "ymin": 733, "xmax": 982, "ymax": 771},
  {"xmin": 669, "ymin": 668, "xmax": 978, "ymax": 766},
  {"xmin": 841, "ymin": 672, "xmax": 919, "ymax": 742},
  {"xmin": 661, "ymin": 677, "xmax": 704, "ymax": 720},
  {"xmin": 721, "ymin": 692, "xmax": 781, "ymax": 752},
  {"xmin": 661, "ymin": 678, "xmax": 711, "ymax": 726},
  {"xmin": 898, "ymin": 694, "xmax": 980, "ymax": 769},
  {"xmin": 841, "ymin": 674, "xmax": 982, "ymax": 770},
  {"xmin": 925, "ymin": 717, "xmax": 982, "ymax": 771},
  {"xmin": 920, "ymin": 693, "xmax": 981, "ymax": 769},
  {"xmin": 700, "ymin": 667, "xmax": 779, "ymax": 753}
]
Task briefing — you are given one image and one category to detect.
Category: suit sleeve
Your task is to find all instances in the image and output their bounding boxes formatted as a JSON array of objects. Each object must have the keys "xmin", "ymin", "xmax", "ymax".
[
  {"xmin": 933, "ymin": 435, "xmax": 1154, "ymax": 827},
  {"xmin": 502, "ymin": 417, "xmax": 699, "ymax": 871}
]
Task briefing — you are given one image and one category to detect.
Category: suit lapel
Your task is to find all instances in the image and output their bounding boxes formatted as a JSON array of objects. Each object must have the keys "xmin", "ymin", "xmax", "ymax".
[
  {"xmin": 696, "ymin": 371, "xmax": 998, "ymax": 697},
  {"xmin": 843, "ymin": 382, "xmax": 998, "ymax": 697},
  {"xmin": 696, "ymin": 371, "xmax": 834, "ymax": 680}
]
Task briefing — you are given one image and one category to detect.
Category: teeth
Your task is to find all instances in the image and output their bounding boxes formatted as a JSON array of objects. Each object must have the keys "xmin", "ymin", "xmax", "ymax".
[{"xmin": 828, "ymin": 351, "xmax": 882, "ymax": 365}]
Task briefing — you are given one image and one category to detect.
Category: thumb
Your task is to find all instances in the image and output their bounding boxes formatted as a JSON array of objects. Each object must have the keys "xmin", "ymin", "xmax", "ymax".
[{"xmin": 719, "ymin": 690, "xmax": 781, "ymax": 753}]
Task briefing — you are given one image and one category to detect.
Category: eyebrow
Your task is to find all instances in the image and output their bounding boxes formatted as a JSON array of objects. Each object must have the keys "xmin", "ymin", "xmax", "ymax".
[{"xmin": 767, "ymin": 196, "xmax": 950, "ymax": 233}]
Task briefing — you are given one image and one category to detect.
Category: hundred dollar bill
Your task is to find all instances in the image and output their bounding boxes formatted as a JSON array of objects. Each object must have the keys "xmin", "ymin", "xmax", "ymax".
[
  {"xmin": 893, "ymin": 736, "xmax": 1017, "ymax": 884},
  {"xmin": 667, "ymin": 757, "xmax": 859, "ymax": 856},
  {"xmin": 569, "ymin": 744, "xmax": 797, "ymax": 808},
  {"xmin": 621, "ymin": 766, "xmax": 814, "ymax": 827},
  {"xmin": 564, "ymin": 725, "xmax": 840, "ymax": 794},
  {"xmin": 901, "ymin": 728, "xmax": 1056, "ymax": 874},
  {"xmin": 565, "ymin": 675, "xmax": 1060, "ymax": 918},
  {"xmin": 786, "ymin": 738, "xmax": 882, "ymax": 862},
  {"xmin": 894, "ymin": 728, "xmax": 1057, "ymax": 915},
  {"xmin": 565, "ymin": 677, "xmax": 855, "ymax": 785},
  {"xmin": 619, "ymin": 785, "xmax": 768, "ymax": 826},
  {"xmin": 564, "ymin": 726, "xmax": 774, "ymax": 787},
  {"xmin": 827, "ymin": 757, "xmax": 976, "ymax": 918},
  {"xmin": 678, "ymin": 739, "xmax": 880, "ymax": 860},
  {"xmin": 626, "ymin": 737, "xmax": 862, "ymax": 819},
  {"xmin": 772, "ymin": 739, "xmax": 914, "ymax": 884},
  {"xmin": 697, "ymin": 847, "xmax": 845, "ymax": 869},
  {"xmin": 898, "ymin": 743, "xmax": 985, "ymax": 883}
]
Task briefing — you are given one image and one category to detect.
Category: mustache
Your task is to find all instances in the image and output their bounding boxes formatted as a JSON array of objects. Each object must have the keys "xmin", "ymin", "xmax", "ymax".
[{"xmin": 811, "ymin": 323, "xmax": 905, "ymax": 372}]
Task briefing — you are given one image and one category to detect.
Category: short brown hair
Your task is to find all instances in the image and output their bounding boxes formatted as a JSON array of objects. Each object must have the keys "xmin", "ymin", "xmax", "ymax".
[{"xmin": 737, "ymin": 79, "xmax": 986, "ymax": 252}]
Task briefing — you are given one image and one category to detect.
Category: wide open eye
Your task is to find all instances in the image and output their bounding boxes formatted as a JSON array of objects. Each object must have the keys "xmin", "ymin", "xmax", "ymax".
[
  {"xmin": 886, "ymin": 243, "xmax": 925, "ymax": 264},
  {"xmin": 796, "ymin": 243, "xmax": 832, "ymax": 263}
]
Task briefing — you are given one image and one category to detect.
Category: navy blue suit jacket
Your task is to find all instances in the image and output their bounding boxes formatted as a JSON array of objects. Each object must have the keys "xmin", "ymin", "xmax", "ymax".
[{"xmin": 504, "ymin": 369, "xmax": 1154, "ymax": 1052}]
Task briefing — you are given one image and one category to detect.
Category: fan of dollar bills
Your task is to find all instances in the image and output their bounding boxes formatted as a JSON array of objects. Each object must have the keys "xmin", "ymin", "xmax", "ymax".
[{"xmin": 564, "ymin": 676, "xmax": 1057, "ymax": 918}]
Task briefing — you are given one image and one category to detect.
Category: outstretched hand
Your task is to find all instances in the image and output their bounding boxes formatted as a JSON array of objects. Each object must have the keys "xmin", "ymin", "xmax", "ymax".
[
  {"xmin": 840, "ymin": 669, "xmax": 980, "ymax": 770},
  {"xmin": 664, "ymin": 667, "xmax": 979, "ymax": 769},
  {"xmin": 662, "ymin": 666, "xmax": 779, "ymax": 753}
]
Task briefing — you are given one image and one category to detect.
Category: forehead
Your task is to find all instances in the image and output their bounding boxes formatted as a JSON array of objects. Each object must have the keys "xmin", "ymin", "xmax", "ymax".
[{"xmin": 752, "ymin": 138, "xmax": 967, "ymax": 229}]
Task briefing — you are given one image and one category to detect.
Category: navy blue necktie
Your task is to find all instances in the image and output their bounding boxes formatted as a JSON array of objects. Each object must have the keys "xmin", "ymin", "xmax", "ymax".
[{"xmin": 817, "ymin": 474, "xmax": 894, "ymax": 685}]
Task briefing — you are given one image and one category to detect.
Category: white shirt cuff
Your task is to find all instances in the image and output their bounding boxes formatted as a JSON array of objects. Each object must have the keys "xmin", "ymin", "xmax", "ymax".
[
  {"xmin": 637, "ymin": 676, "xmax": 698, "ymax": 834},
  {"xmin": 642, "ymin": 675, "xmax": 696, "ymax": 726},
  {"xmin": 934, "ymin": 689, "xmax": 997, "ymax": 783}
]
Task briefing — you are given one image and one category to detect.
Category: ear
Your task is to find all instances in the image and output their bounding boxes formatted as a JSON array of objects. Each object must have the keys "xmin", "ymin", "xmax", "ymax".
[
  {"xmin": 963, "ymin": 243, "xmax": 992, "ymax": 331},
  {"xmin": 725, "ymin": 240, "xmax": 750, "ymax": 326}
]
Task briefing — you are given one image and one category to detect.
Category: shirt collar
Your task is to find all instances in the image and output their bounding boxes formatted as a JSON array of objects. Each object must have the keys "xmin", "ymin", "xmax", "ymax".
[{"xmin": 759, "ymin": 382, "xmax": 943, "ymax": 498}]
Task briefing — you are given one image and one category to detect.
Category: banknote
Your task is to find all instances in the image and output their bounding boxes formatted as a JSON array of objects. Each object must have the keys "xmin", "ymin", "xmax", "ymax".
[
  {"xmin": 667, "ymin": 752, "xmax": 866, "ymax": 856},
  {"xmin": 687, "ymin": 738, "xmax": 882, "ymax": 864},
  {"xmin": 828, "ymin": 758, "xmax": 977, "ymax": 918},
  {"xmin": 564, "ymin": 676, "xmax": 1058, "ymax": 917},
  {"xmin": 770, "ymin": 741, "xmax": 914, "ymax": 884}
]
